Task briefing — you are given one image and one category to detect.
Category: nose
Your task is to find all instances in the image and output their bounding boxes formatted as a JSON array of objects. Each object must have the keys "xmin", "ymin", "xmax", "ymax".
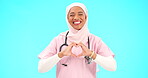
[{"xmin": 74, "ymin": 15, "xmax": 79, "ymax": 20}]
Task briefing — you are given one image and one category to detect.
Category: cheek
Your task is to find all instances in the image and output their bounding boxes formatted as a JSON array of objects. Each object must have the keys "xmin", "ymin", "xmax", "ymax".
[
  {"xmin": 83, "ymin": 16, "xmax": 86, "ymax": 20},
  {"xmin": 68, "ymin": 17, "xmax": 73, "ymax": 22},
  {"xmin": 80, "ymin": 16, "xmax": 86, "ymax": 21}
]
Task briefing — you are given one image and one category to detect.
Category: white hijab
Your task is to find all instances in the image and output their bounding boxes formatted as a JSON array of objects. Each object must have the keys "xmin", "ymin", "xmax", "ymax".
[{"xmin": 61, "ymin": 2, "xmax": 90, "ymax": 44}]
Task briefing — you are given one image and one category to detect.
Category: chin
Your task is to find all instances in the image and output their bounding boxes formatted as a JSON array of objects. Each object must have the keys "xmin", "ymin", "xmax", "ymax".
[{"xmin": 72, "ymin": 25, "xmax": 81, "ymax": 30}]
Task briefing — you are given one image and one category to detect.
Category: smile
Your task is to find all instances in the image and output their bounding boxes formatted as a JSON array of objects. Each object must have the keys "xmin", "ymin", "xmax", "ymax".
[{"xmin": 73, "ymin": 21, "xmax": 81, "ymax": 25}]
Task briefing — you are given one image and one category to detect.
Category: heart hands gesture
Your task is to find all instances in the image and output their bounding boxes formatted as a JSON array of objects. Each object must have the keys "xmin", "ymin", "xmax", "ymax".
[{"xmin": 58, "ymin": 42, "xmax": 94, "ymax": 58}]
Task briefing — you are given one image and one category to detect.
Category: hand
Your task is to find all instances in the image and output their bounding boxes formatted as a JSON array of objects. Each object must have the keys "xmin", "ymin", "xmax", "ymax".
[
  {"xmin": 77, "ymin": 42, "xmax": 92, "ymax": 57},
  {"xmin": 58, "ymin": 42, "xmax": 77, "ymax": 58}
]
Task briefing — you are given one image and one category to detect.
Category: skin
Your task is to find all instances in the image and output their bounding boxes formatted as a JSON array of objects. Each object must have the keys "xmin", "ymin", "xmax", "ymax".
[
  {"xmin": 58, "ymin": 6, "xmax": 96, "ymax": 59},
  {"xmin": 58, "ymin": 42, "xmax": 96, "ymax": 60},
  {"xmin": 67, "ymin": 6, "xmax": 87, "ymax": 30}
]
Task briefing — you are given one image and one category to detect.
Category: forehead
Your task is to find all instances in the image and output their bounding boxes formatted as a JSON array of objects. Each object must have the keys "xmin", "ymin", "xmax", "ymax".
[{"xmin": 69, "ymin": 6, "xmax": 84, "ymax": 13}]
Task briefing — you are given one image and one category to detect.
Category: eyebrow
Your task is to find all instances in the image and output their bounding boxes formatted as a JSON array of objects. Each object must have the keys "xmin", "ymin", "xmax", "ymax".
[
  {"xmin": 78, "ymin": 11, "xmax": 83, "ymax": 13},
  {"xmin": 70, "ymin": 11, "xmax": 83, "ymax": 14},
  {"xmin": 70, "ymin": 12, "xmax": 75, "ymax": 14}
]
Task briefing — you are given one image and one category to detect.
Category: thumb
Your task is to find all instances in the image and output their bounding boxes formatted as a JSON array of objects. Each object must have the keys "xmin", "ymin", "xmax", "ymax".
[
  {"xmin": 77, "ymin": 53, "xmax": 83, "ymax": 57},
  {"xmin": 71, "ymin": 53, "xmax": 77, "ymax": 57}
]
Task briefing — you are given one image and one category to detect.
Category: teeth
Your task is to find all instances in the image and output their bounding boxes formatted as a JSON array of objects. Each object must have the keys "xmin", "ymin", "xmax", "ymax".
[{"xmin": 74, "ymin": 21, "xmax": 80, "ymax": 24}]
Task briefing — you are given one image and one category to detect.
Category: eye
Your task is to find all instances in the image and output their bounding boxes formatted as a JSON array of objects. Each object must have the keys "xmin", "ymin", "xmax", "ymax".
[
  {"xmin": 70, "ymin": 14, "xmax": 74, "ymax": 17},
  {"xmin": 78, "ymin": 13, "xmax": 83, "ymax": 16}
]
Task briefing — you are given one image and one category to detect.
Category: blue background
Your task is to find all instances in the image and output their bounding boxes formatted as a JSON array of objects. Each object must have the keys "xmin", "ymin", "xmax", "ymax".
[{"xmin": 0, "ymin": 0, "xmax": 148, "ymax": 78}]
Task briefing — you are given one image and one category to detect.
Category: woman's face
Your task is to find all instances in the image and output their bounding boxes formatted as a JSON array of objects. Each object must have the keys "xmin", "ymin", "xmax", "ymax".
[{"xmin": 67, "ymin": 6, "xmax": 87, "ymax": 30}]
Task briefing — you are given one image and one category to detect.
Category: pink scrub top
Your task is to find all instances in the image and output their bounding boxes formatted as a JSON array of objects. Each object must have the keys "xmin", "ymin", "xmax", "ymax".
[{"xmin": 38, "ymin": 33, "xmax": 114, "ymax": 78}]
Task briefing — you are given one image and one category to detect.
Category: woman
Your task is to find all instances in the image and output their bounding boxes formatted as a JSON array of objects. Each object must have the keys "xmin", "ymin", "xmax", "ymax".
[{"xmin": 38, "ymin": 2, "xmax": 117, "ymax": 78}]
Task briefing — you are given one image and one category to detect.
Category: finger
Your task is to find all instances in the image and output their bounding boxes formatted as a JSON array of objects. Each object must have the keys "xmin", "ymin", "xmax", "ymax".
[
  {"xmin": 78, "ymin": 42, "xmax": 86, "ymax": 48},
  {"xmin": 78, "ymin": 42, "xmax": 89, "ymax": 51},
  {"xmin": 77, "ymin": 53, "xmax": 83, "ymax": 57},
  {"xmin": 78, "ymin": 42, "xmax": 84, "ymax": 46},
  {"xmin": 73, "ymin": 42, "xmax": 79, "ymax": 47},
  {"xmin": 71, "ymin": 53, "xmax": 77, "ymax": 57},
  {"xmin": 69, "ymin": 42, "xmax": 74, "ymax": 46},
  {"xmin": 68, "ymin": 43, "xmax": 75, "ymax": 49},
  {"xmin": 77, "ymin": 42, "xmax": 82, "ymax": 46},
  {"xmin": 70, "ymin": 42, "xmax": 77, "ymax": 47}
]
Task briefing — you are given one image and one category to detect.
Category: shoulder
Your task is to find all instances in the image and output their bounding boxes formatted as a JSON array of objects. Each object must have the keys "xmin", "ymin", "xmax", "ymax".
[
  {"xmin": 89, "ymin": 33, "xmax": 102, "ymax": 43},
  {"xmin": 52, "ymin": 31, "xmax": 68, "ymax": 42}
]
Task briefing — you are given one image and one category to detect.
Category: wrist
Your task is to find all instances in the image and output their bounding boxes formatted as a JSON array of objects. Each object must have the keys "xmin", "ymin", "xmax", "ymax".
[
  {"xmin": 88, "ymin": 51, "xmax": 93, "ymax": 56},
  {"xmin": 89, "ymin": 51, "xmax": 96, "ymax": 60},
  {"xmin": 89, "ymin": 51, "xmax": 94, "ymax": 57},
  {"xmin": 92, "ymin": 53, "xmax": 96, "ymax": 60}
]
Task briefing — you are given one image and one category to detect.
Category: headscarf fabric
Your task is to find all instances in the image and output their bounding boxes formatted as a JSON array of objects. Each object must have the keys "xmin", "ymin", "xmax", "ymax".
[{"xmin": 61, "ymin": 2, "xmax": 90, "ymax": 44}]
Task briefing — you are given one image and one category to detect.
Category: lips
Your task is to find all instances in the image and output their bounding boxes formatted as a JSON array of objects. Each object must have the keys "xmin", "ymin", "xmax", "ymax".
[{"xmin": 73, "ymin": 21, "xmax": 81, "ymax": 25}]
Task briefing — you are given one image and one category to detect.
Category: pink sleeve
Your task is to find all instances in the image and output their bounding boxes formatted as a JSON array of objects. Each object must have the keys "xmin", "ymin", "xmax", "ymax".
[
  {"xmin": 38, "ymin": 38, "xmax": 57, "ymax": 59},
  {"xmin": 95, "ymin": 38, "xmax": 114, "ymax": 57}
]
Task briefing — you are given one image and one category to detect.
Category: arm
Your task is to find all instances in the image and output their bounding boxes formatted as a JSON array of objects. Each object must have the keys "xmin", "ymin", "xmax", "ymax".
[
  {"xmin": 92, "ymin": 53, "xmax": 117, "ymax": 71},
  {"xmin": 77, "ymin": 42, "xmax": 117, "ymax": 71},
  {"xmin": 38, "ymin": 43, "xmax": 76, "ymax": 73},
  {"xmin": 38, "ymin": 54, "xmax": 61, "ymax": 73}
]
